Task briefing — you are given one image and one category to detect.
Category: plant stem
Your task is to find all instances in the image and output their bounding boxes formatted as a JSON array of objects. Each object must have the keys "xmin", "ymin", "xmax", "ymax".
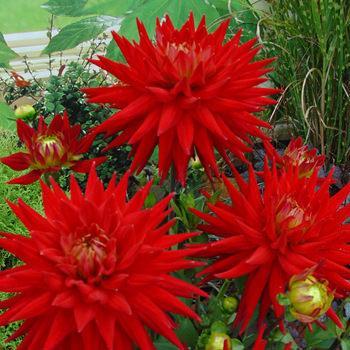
[
  {"xmin": 217, "ymin": 279, "xmax": 231, "ymax": 299},
  {"xmin": 47, "ymin": 14, "xmax": 55, "ymax": 77}
]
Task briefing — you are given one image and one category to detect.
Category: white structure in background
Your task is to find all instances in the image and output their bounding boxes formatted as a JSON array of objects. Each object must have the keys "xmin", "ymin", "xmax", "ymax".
[{"xmin": 2, "ymin": 23, "xmax": 120, "ymax": 80}]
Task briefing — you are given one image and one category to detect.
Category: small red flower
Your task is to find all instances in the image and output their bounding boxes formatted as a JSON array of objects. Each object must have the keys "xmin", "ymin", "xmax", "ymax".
[
  {"xmin": 0, "ymin": 167, "xmax": 206, "ymax": 349},
  {"xmin": 191, "ymin": 162, "xmax": 350, "ymax": 335},
  {"xmin": 0, "ymin": 112, "xmax": 106, "ymax": 184},
  {"xmin": 83, "ymin": 14, "xmax": 279, "ymax": 185},
  {"xmin": 277, "ymin": 137, "xmax": 325, "ymax": 178}
]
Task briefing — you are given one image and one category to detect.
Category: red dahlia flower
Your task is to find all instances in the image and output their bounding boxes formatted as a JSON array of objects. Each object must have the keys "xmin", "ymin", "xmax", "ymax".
[
  {"xmin": 83, "ymin": 14, "xmax": 279, "ymax": 185},
  {"xmin": 277, "ymin": 137, "xmax": 325, "ymax": 178},
  {"xmin": 0, "ymin": 113, "xmax": 106, "ymax": 184},
  {"xmin": 191, "ymin": 162, "xmax": 350, "ymax": 335},
  {"xmin": 0, "ymin": 167, "xmax": 206, "ymax": 349}
]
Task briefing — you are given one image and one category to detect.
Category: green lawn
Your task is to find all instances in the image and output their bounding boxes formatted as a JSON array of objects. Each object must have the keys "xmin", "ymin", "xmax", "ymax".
[{"xmin": 0, "ymin": 0, "xmax": 101, "ymax": 33}]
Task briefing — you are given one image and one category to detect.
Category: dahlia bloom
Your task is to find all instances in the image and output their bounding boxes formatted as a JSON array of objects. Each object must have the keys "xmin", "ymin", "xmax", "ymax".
[
  {"xmin": 191, "ymin": 162, "xmax": 350, "ymax": 334},
  {"xmin": 83, "ymin": 14, "xmax": 279, "ymax": 185},
  {"xmin": 0, "ymin": 113, "xmax": 106, "ymax": 184},
  {"xmin": 277, "ymin": 137, "xmax": 325, "ymax": 178},
  {"xmin": 0, "ymin": 167, "xmax": 206, "ymax": 349}
]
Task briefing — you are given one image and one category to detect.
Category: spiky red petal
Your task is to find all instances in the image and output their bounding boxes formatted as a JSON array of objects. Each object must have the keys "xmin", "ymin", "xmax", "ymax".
[
  {"xmin": 84, "ymin": 14, "xmax": 279, "ymax": 185},
  {"xmin": 0, "ymin": 113, "xmax": 104, "ymax": 184},
  {"xmin": 0, "ymin": 167, "xmax": 203, "ymax": 349},
  {"xmin": 193, "ymin": 162, "xmax": 350, "ymax": 333}
]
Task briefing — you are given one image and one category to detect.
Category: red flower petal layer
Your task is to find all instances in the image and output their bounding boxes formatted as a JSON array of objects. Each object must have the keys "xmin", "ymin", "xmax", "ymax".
[
  {"xmin": 192, "ymin": 161, "xmax": 350, "ymax": 333},
  {"xmin": 0, "ymin": 112, "xmax": 105, "ymax": 184},
  {"xmin": 84, "ymin": 14, "xmax": 280, "ymax": 185},
  {"xmin": 0, "ymin": 167, "xmax": 205, "ymax": 349}
]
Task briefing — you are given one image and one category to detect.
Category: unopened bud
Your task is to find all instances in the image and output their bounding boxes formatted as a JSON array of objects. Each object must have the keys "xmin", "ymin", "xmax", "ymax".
[
  {"xmin": 14, "ymin": 105, "xmax": 36, "ymax": 121},
  {"xmin": 222, "ymin": 296, "xmax": 239, "ymax": 313},
  {"xmin": 287, "ymin": 274, "xmax": 333, "ymax": 323},
  {"xmin": 205, "ymin": 333, "xmax": 231, "ymax": 350}
]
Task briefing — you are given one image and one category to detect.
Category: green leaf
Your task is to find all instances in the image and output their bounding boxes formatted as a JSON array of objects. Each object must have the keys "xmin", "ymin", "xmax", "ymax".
[
  {"xmin": 0, "ymin": 103, "xmax": 16, "ymax": 131},
  {"xmin": 208, "ymin": 0, "xmax": 228, "ymax": 10},
  {"xmin": 341, "ymin": 338, "xmax": 350, "ymax": 350},
  {"xmin": 41, "ymin": 0, "xmax": 88, "ymax": 16},
  {"xmin": 231, "ymin": 338, "xmax": 244, "ymax": 350},
  {"xmin": 276, "ymin": 293, "xmax": 291, "ymax": 306},
  {"xmin": 305, "ymin": 320, "xmax": 338, "ymax": 349},
  {"xmin": 106, "ymin": 0, "xmax": 219, "ymax": 58},
  {"xmin": 82, "ymin": 0, "xmax": 143, "ymax": 17},
  {"xmin": 175, "ymin": 318, "xmax": 198, "ymax": 348},
  {"xmin": 0, "ymin": 33, "xmax": 18, "ymax": 68},
  {"xmin": 154, "ymin": 338, "xmax": 178, "ymax": 350},
  {"xmin": 43, "ymin": 16, "xmax": 119, "ymax": 54}
]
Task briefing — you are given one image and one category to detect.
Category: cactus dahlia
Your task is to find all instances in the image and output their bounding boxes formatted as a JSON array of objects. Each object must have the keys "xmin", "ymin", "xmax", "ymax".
[
  {"xmin": 0, "ymin": 113, "xmax": 106, "ymax": 184},
  {"xmin": 83, "ymin": 14, "xmax": 279, "ymax": 185},
  {"xmin": 0, "ymin": 168, "xmax": 206, "ymax": 349},
  {"xmin": 191, "ymin": 162, "xmax": 349, "ymax": 336}
]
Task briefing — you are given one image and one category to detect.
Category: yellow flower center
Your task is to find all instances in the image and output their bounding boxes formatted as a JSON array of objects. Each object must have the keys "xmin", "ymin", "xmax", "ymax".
[
  {"xmin": 276, "ymin": 197, "xmax": 306, "ymax": 230},
  {"xmin": 164, "ymin": 41, "xmax": 207, "ymax": 78},
  {"xmin": 71, "ymin": 233, "xmax": 108, "ymax": 280},
  {"xmin": 35, "ymin": 135, "xmax": 65, "ymax": 168}
]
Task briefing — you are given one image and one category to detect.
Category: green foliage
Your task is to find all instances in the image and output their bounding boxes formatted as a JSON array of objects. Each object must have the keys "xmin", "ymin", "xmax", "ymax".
[
  {"xmin": 82, "ymin": 0, "xmax": 144, "ymax": 17},
  {"xmin": 107, "ymin": 0, "xmax": 219, "ymax": 58},
  {"xmin": 41, "ymin": 0, "xmax": 222, "ymax": 57},
  {"xmin": 304, "ymin": 319, "xmax": 340, "ymax": 349},
  {"xmin": 0, "ymin": 129, "xmax": 42, "ymax": 268},
  {"xmin": 0, "ymin": 32, "xmax": 18, "ymax": 68},
  {"xmin": 0, "ymin": 131, "xmax": 42, "ymax": 349},
  {"xmin": 260, "ymin": 0, "xmax": 350, "ymax": 164},
  {"xmin": 0, "ymin": 305, "xmax": 21, "ymax": 350},
  {"xmin": 43, "ymin": 15, "xmax": 119, "ymax": 54},
  {"xmin": 0, "ymin": 102, "xmax": 16, "ymax": 131},
  {"xmin": 171, "ymin": 191, "xmax": 206, "ymax": 232},
  {"xmin": 41, "ymin": 0, "xmax": 88, "ymax": 16}
]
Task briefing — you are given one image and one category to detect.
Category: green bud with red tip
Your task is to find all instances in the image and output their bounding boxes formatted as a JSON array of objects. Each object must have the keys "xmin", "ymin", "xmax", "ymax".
[{"xmin": 205, "ymin": 333, "xmax": 232, "ymax": 350}]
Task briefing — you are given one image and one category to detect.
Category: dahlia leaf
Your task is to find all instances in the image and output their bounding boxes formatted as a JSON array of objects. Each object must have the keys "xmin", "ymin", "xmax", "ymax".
[
  {"xmin": 43, "ymin": 16, "xmax": 120, "ymax": 54},
  {"xmin": 0, "ymin": 34, "xmax": 18, "ymax": 68},
  {"xmin": 81, "ymin": 0, "xmax": 142, "ymax": 17},
  {"xmin": 107, "ymin": 0, "xmax": 219, "ymax": 58},
  {"xmin": 41, "ymin": 0, "xmax": 87, "ymax": 16},
  {"xmin": 0, "ymin": 102, "xmax": 16, "ymax": 130}
]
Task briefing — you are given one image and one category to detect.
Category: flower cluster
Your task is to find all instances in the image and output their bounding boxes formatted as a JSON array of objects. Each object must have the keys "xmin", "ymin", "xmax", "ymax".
[
  {"xmin": 0, "ymin": 12, "xmax": 348, "ymax": 350},
  {"xmin": 191, "ymin": 161, "xmax": 349, "ymax": 339},
  {"xmin": 277, "ymin": 137, "xmax": 325, "ymax": 178}
]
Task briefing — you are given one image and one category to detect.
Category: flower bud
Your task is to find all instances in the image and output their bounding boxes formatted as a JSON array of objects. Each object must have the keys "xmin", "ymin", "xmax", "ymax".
[
  {"xmin": 287, "ymin": 274, "xmax": 333, "ymax": 323},
  {"xmin": 14, "ymin": 105, "xmax": 36, "ymax": 121},
  {"xmin": 210, "ymin": 321, "xmax": 227, "ymax": 334},
  {"xmin": 190, "ymin": 156, "xmax": 203, "ymax": 170},
  {"xmin": 222, "ymin": 296, "xmax": 239, "ymax": 313},
  {"xmin": 205, "ymin": 333, "xmax": 231, "ymax": 350}
]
